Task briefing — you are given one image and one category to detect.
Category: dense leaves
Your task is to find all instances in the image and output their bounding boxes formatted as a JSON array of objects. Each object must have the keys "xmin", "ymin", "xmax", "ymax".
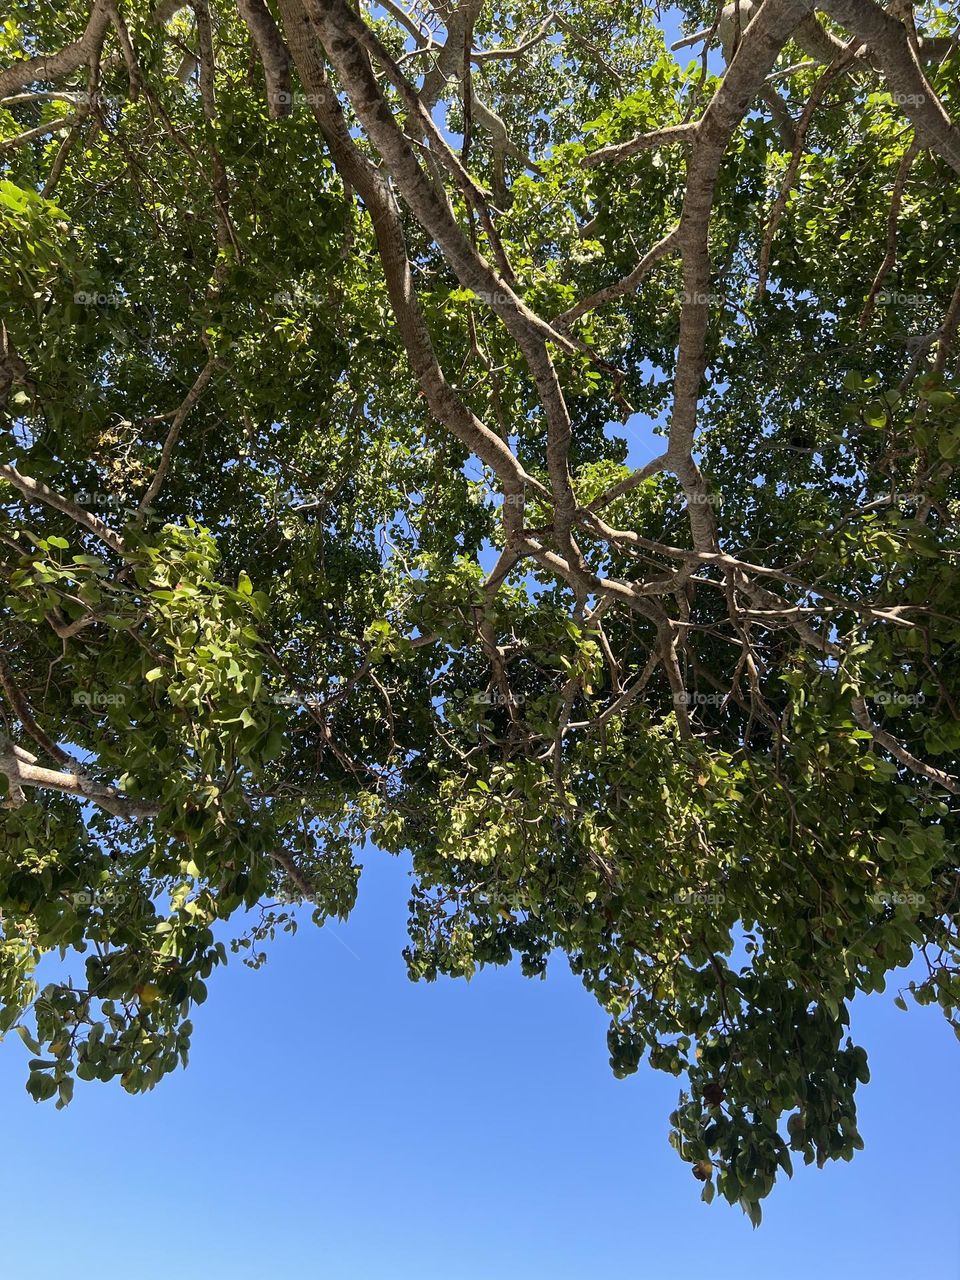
[{"xmin": 1, "ymin": 0, "xmax": 959, "ymax": 1221}]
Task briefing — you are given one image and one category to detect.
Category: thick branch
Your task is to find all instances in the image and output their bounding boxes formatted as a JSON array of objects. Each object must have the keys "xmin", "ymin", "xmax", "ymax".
[
  {"xmin": 820, "ymin": 0, "xmax": 960, "ymax": 173},
  {"xmin": 274, "ymin": 0, "xmax": 537, "ymax": 527},
  {"xmin": 237, "ymin": 0, "xmax": 293, "ymax": 118},
  {"xmin": 0, "ymin": 733, "xmax": 158, "ymax": 818},
  {"xmin": 0, "ymin": 1, "xmax": 111, "ymax": 99},
  {"xmin": 0, "ymin": 463, "xmax": 127, "ymax": 557}
]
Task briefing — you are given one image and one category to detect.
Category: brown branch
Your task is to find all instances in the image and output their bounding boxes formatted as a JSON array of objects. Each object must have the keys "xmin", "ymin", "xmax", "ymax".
[
  {"xmin": 859, "ymin": 135, "xmax": 921, "ymax": 327},
  {"xmin": 0, "ymin": 0, "xmax": 111, "ymax": 100},
  {"xmin": 0, "ymin": 733, "xmax": 158, "ymax": 818},
  {"xmin": 42, "ymin": 116, "xmax": 93, "ymax": 197},
  {"xmin": 269, "ymin": 848, "xmax": 319, "ymax": 901},
  {"xmin": 297, "ymin": 0, "xmax": 585, "ymax": 553},
  {"xmin": 137, "ymin": 356, "xmax": 220, "ymax": 517},
  {"xmin": 587, "ymin": 453, "xmax": 670, "ymax": 512},
  {"xmin": 555, "ymin": 227, "xmax": 680, "ymax": 329},
  {"xmin": 419, "ymin": 0, "xmax": 484, "ymax": 111},
  {"xmin": 0, "ymin": 463, "xmax": 127, "ymax": 557},
  {"xmin": 0, "ymin": 117, "xmax": 75, "ymax": 152},
  {"xmin": 582, "ymin": 124, "xmax": 695, "ymax": 169},
  {"xmin": 105, "ymin": 0, "xmax": 142, "ymax": 101},
  {"xmin": 668, "ymin": 0, "xmax": 819, "ymax": 555},
  {"xmin": 190, "ymin": 0, "xmax": 235, "ymax": 253},
  {"xmin": 0, "ymin": 656, "xmax": 73, "ymax": 769},
  {"xmin": 852, "ymin": 696, "xmax": 960, "ymax": 794},
  {"xmin": 756, "ymin": 38, "xmax": 860, "ymax": 299},
  {"xmin": 274, "ymin": 0, "xmax": 535, "ymax": 527},
  {"xmin": 471, "ymin": 16, "xmax": 555, "ymax": 62},
  {"xmin": 237, "ymin": 0, "xmax": 293, "ymax": 118},
  {"xmin": 820, "ymin": 0, "xmax": 960, "ymax": 172}
]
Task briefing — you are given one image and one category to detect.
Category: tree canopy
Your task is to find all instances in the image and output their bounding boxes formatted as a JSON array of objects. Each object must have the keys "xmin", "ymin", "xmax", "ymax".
[{"xmin": 1, "ymin": 0, "xmax": 959, "ymax": 1222}]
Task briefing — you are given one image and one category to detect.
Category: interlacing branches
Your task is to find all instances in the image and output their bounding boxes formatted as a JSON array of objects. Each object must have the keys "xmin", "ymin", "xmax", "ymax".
[
  {"xmin": 2, "ymin": 0, "xmax": 959, "ymax": 813},
  {"xmin": 3, "ymin": 0, "xmax": 960, "ymax": 1210}
]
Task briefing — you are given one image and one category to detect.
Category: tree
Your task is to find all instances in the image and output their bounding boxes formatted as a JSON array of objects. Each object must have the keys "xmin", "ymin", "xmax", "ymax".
[{"xmin": 1, "ymin": 0, "xmax": 958, "ymax": 1222}]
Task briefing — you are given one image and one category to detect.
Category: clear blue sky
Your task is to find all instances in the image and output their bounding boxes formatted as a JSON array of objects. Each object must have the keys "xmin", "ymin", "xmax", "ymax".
[{"xmin": 0, "ymin": 847, "xmax": 957, "ymax": 1280}]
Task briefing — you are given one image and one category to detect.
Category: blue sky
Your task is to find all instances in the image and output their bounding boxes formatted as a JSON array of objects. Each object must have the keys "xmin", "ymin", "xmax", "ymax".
[{"xmin": 0, "ymin": 847, "xmax": 957, "ymax": 1280}]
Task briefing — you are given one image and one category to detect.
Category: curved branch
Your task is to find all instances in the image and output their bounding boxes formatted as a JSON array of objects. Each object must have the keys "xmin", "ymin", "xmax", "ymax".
[
  {"xmin": 819, "ymin": 0, "xmax": 960, "ymax": 173},
  {"xmin": 0, "ymin": 1, "xmax": 111, "ymax": 99},
  {"xmin": 0, "ymin": 463, "xmax": 127, "ymax": 557},
  {"xmin": 668, "ymin": 0, "xmax": 818, "ymax": 552},
  {"xmin": 237, "ymin": 0, "xmax": 293, "ymax": 118},
  {"xmin": 0, "ymin": 733, "xmax": 158, "ymax": 818}
]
